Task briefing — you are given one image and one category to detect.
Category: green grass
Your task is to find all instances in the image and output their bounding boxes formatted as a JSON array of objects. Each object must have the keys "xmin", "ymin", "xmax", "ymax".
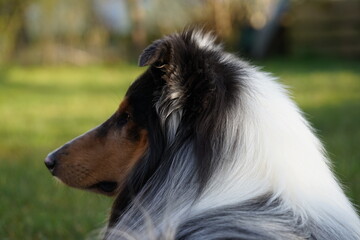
[{"xmin": 0, "ymin": 58, "xmax": 359, "ymax": 239}]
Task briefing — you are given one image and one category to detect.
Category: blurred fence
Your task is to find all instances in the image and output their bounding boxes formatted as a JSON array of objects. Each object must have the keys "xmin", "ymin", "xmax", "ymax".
[{"xmin": 290, "ymin": 0, "xmax": 360, "ymax": 58}]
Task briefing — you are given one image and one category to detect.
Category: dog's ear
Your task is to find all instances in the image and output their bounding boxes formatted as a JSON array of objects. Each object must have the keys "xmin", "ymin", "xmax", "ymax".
[{"xmin": 138, "ymin": 39, "xmax": 173, "ymax": 68}]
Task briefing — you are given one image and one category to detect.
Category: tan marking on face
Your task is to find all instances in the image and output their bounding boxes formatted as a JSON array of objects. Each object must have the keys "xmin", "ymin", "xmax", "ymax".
[{"xmin": 50, "ymin": 98, "xmax": 148, "ymax": 196}]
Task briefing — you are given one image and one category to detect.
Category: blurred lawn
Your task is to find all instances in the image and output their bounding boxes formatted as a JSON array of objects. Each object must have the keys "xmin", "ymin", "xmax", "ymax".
[{"xmin": 0, "ymin": 58, "xmax": 359, "ymax": 239}]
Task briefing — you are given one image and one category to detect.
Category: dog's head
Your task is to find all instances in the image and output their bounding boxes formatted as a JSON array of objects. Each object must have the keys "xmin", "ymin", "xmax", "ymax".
[
  {"xmin": 45, "ymin": 30, "xmax": 231, "ymax": 196},
  {"xmin": 45, "ymin": 96, "xmax": 149, "ymax": 196}
]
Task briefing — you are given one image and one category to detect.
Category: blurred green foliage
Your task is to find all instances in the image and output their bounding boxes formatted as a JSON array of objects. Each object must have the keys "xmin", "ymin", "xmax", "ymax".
[{"xmin": 0, "ymin": 58, "xmax": 359, "ymax": 239}]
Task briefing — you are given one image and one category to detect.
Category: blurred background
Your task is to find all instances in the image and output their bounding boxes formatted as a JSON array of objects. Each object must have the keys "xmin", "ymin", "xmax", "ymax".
[{"xmin": 0, "ymin": 0, "xmax": 359, "ymax": 239}]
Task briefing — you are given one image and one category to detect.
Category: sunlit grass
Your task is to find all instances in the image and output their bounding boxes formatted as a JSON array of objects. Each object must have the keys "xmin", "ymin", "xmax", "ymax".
[
  {"xmin": 0, "ymin": 64, "xmax": 143, "ymax": 239},
  {"xmin": 0, "ymin": 58, "xmax": 359, "ymax": 239}
]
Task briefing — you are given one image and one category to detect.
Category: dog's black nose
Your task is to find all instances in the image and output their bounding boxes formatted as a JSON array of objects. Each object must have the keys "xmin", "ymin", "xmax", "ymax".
[{"xmin": 45, "ymin": 155, "xmax": 57, "ymax": 173}]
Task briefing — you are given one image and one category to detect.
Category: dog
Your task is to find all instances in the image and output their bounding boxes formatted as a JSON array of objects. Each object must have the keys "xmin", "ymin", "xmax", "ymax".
[{"xmin": 45, "ymin": 29, "xmax": 360, "ymax": 239}]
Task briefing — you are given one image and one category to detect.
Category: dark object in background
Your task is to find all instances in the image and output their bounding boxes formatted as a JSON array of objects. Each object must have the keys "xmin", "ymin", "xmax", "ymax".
[{"xmin": 239, "ymin": 0, "xmax": 290, "ymax": 59}]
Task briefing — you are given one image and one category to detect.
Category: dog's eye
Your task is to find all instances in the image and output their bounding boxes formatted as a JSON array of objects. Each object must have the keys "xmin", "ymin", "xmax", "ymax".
[{"xmin": 118, "ymin": 112, "xmax": 131, "ymax": 126}]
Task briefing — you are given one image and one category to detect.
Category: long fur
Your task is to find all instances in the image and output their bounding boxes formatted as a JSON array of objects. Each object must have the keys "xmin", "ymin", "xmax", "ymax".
[{"xmin": 105, "ymin": 29, "xmax": 360, "ymax": 240}]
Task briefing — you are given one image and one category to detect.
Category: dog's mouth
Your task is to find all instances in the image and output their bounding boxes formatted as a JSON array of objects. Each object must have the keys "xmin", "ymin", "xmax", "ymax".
[{"xmin": 89, "ymin": 181, "xmax": 118, "ymax": 195}]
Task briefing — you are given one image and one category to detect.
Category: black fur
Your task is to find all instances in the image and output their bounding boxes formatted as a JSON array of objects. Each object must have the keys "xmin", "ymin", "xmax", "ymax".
[
  {"xmin": 176, "ymin": 196, "xmax": 310, "ymax": 240},
  {"xmin": 109, "ymin": 30, "xmax": 245, "ymax": 227}
]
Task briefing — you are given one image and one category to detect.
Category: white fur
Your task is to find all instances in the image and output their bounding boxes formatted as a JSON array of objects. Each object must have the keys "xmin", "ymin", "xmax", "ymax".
[
  {"xmin": 190, "ymin": 31, "xmax": 221, "ymax": 51},
  {"xmin": 192, "ymin": 63, "xmax": 360, "ymax": 235}
]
